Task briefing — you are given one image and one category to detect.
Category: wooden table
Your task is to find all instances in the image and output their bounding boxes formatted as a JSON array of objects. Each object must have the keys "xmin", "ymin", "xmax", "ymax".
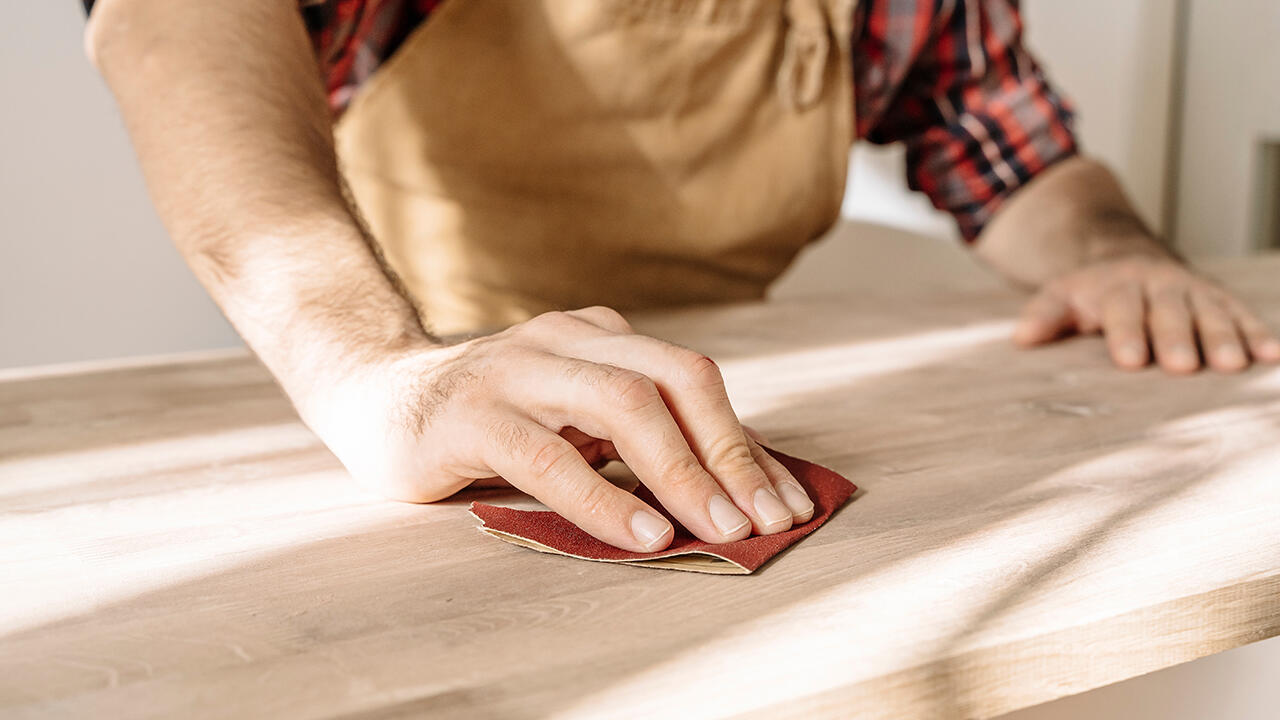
[{"xmin": 3, "ymin": 251, "xmax": 1279, "ymax": 719}]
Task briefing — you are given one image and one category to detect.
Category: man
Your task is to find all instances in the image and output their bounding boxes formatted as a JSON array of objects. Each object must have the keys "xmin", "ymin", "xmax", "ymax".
[{"xmin": 84, "ymin": 0, "xmax": 1278, "ymax": 554}]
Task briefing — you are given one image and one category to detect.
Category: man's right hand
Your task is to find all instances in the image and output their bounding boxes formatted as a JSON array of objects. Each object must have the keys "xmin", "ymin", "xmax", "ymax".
[
  {"xmin": 85, "ymin": 2, "xmax": 811, "ymax": 552},
  {"xmin": 306, "ymin": 306, "xmax": 816, "ymax": 553}
]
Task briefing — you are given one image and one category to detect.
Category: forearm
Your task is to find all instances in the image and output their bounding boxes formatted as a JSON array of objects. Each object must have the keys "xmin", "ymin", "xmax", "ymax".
[
  {"xmin": 87, "ymin": 0, "xmax": 433, "ymax": 409},
  {"xmin": 974, "ymin": 156, "xmax": 1172, "ymax": 287}
]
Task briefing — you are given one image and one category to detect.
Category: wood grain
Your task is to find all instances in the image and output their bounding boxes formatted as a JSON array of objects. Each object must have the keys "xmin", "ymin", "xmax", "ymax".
[{"xmin": 2, "ymin": 250, "xmax": 1279, "ymax": 719}]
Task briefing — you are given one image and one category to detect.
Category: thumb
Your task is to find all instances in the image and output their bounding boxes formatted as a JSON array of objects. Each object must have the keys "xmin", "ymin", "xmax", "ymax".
[{"xmin": 1014, "ymin": 288, "xmax": 1077, "ymax": 347}]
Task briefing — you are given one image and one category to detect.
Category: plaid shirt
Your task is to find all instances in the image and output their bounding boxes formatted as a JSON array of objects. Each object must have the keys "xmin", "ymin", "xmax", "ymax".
[{"xmin": 85, "ymin": 0, "xmax": 1077, "ymax": 240}]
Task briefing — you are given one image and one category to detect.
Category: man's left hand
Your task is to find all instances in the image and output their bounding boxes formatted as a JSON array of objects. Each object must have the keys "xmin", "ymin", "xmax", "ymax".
[{"xmin": 1013, "ymin": 255, "xmax": 1280, "ymax": 373}]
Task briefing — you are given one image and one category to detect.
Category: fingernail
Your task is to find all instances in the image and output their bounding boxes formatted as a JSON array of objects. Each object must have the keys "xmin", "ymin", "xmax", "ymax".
[
  {"xmin": 708, "ymin": 494, "xmax": 750, "ymax": 537},
  {"xmin": 778, "ymin": 481, "xmax": 815, "ymax": 520},
  {"xmin": 1173, "ymin": 347, "xmax": 1198, "ymax": 366},
  {"xmin": 1260, "ymin": 340, "xmax": 1280, "ymax": 359},
  {"xmin": 754, "ymin": 487, "xmax": 793, "ymax": 527},
  {"xmin": 630, "ymin": 510, "xmax": 673, "ymax": 551}
]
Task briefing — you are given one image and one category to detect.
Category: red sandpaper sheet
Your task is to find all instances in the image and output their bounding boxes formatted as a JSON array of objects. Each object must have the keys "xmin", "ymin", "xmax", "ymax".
[{"xmin": 469, "ymin": 447, "xmax": 857, "ymax": 574}]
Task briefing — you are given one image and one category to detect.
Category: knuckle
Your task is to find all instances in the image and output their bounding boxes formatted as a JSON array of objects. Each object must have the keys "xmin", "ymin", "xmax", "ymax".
[
  {"xmin": 1243, "ymin": 317, "xmax": 1272, "ymax": 336},
  {"xmin": 702, "ymin": 434, "xmax": 759, "ymax": 475},
  {"xmin": 527, "ymin": 438, "xmax": 575, "ymax": 480},
  {"xmin": 559, "ymin": 359, "xmax": 589, "ymax": 385},
  {"xmin": 1196, "ymin": 306, "xmax": 1233, "ymax": 330},
  {"xmin": 674, "ymin": 349, "xmax": 722, "ymax": 389},
  {"xmin": 1099, "ymin": 284, "xmax": 1132, "ymax": 307},
  {"xmin": 1190, "ymin": 286, "xmax": 1226, "ymax": 307},
  {"xmin": 572, "ymin": 479, "xmax": 618, "ymax": 521},
  {"xmin": 1223, "ymin": 294, "xmax": 1255, "ymax": 314},
  {"xmin": 1148, "ymin": 286, "xmax": 1187, "ymax": 308},
  {"xmin": 1227, "ymin": 302, "xmax": 1266, "ymax": 330},
  {"xmin": 1152, "ymin": 267, "xmax": 1191, "ymax": 289},
  {"xmin": 584, "ymin": 305, "xmax": 633, "ymax": 332},
  {"xmin": 659, "ymin": 453, "xmax": 711, "ymax": 491},
  {"xmin": 526, "ymin": 310, "xmax": 577, "ymax": 334},
  {"xmin": 606, "ymin": 370, "xmax": 663, "ymax": 413}
]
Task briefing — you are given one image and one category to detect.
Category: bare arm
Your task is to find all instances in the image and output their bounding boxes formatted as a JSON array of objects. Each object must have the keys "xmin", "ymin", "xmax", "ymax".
[
  {"xmin": 87, "ymin": 0, "xmax": 815, "ymax": 552},
  {"xmin": 974, "ymin": 156, "xmax": 1167, "ymax": 285},
  {"xmin": 86, "ymin": 0, "xmax": 433, "ymax": 416},
  {"xmin": 976, "ymin": 156, "xmax": 1280, "ymax": 373},
  {"xmin": 858, "ymin": 0, "xmax": 1274, "ymax": 374}
]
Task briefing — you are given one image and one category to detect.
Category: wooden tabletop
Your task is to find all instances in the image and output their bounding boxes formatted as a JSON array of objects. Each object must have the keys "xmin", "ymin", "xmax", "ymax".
[{"xmin": 2, "ymin": 250, "xmax": 1279, "ymax": 719}]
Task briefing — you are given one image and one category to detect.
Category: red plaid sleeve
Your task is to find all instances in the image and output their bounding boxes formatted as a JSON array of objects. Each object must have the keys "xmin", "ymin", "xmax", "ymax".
[
  {"xmin": 856, "ymin": 0, "xmax": 1079, "ymax": 241},
  {"xmin": 300, "ymin": 0, "xmax": 445, "ymax": 112},
  {"xmin": 82, "ymin": 0, "xmax": 442, "ymax": 114}
]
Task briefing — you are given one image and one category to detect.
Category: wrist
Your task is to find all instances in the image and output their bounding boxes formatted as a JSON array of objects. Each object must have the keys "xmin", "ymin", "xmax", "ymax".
[
  {"xmin": 1075, "ymin": 217, "xmax": 1172, "ymax": 267},
  {"xmin": 1071, "ymin": 203, "xmax": 1173, "ymax": 265},
  {"xmin": 1079, "ymin": 229, "xmax": 1175, "ymax": 267},
  {"xmin": 195, "ymin": 221, "xmax": 439, "ymax": 413},
  {"xmin": 284, "ymin": 331, "xmax": 442, "ymax": 435},
  {"xmin": 976, "ymin": 157, "xmax": 1178, "ymax": 286}
]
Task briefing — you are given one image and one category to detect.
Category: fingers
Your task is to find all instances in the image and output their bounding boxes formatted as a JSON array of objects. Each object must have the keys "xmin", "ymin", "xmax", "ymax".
[
  {"xmin": 749, "ymin": 440, "xmax": 814, "ymax": 523},
  {"xmin": 1223, "ymin": 297, "xmax": 1280, "ymax": 364},
  {"xmin": 512, "ymin": 356, "xmax": 780, "ymax": 542},
  {"xmin": 565, "ymin": 336, "xmax": 810, "ymax": 534},
  {"xmin": 1100, "ymin": 284, "xmax": 1149, "ymax": 369},
  {"xmin": 1189, "ymin": 291, "xmax": 1247, "ymax": 372},
  {"xmin": 511, "ymin": 309, "xmax": 814, "ymax": 542},
  {"xmin": 1048, "ymin": 265, "xmax": 1275, "ymax": 373},
  {"xmin": 483, "ymin": 417, "xmax": 675, "ymax": 553},
  {"xmin": 1014, "ymin": 288, "xmax": 1076, "ymax": 347},
  {"xmin": 1145, "ymin": 286, "xmax": 1199, "ymax": 374}
]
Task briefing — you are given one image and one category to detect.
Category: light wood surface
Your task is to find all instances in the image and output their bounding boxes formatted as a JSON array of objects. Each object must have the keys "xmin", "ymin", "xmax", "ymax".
[{"xmin": 2, "ymin": 248, "xmax": 1279, "ymax": 719}]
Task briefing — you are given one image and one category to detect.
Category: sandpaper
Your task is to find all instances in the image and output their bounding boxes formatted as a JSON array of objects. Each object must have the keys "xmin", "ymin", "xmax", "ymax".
[{"xmin": 469, "ymin": 447, "xmax": 856, "ymax": 574}]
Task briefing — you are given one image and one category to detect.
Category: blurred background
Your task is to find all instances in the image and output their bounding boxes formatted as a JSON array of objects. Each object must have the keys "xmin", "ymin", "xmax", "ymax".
[{"xmin": 1, "ymin": 2, "xmax": 1276, "ymax": 717}]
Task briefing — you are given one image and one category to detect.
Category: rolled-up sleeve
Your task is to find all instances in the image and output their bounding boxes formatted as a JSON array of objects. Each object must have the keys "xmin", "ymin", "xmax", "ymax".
[{"xmin": 863, "ymin": 0, "xmax": 1078, "ymax": 241}]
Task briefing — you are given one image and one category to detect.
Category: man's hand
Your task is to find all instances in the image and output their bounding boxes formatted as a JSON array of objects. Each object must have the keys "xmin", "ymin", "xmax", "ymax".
[
  {"xmin": 306, "ymin": 306, "xmax": 816, "ymax": 553},
  {"xmin": 1013, "ymin": 255, "xmax": 1280, "ymax": 373},
  {"xmin": 86, "ymin": 1, "xmax": 811, "ymax": 552},
  {"xmin": 974, "ymin": 157, "xmax": 1280, "ymax": 373}
]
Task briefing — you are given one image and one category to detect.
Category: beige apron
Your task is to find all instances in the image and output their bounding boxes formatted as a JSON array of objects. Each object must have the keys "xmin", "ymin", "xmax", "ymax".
[{"xmin": 335, "ymin": 0, "xmax": 857, "ymax": 336}]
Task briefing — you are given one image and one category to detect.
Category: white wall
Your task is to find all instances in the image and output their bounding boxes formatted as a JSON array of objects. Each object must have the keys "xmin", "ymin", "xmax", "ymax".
[
  {"xmin": 0, "ymin": 2, "xmax": 239, "ymax": 370},
  {"xmin": 1174, "ymin": 0, "xmax": 1280, "ymax": 256},
  {"xmin": 1023, "ymin": 0, "xmax": 1178, "ymax": 235}
]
